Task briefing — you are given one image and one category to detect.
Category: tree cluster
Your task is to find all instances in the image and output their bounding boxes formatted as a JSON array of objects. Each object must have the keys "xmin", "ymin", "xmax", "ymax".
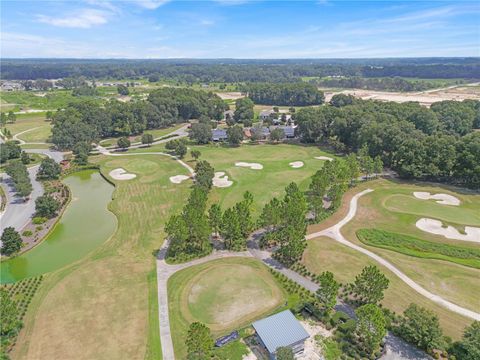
[
  {"xmin": 3, "ymin": 58, "xmax": 478, "ymax": 82},
  {"xmin": 295, "ymin": 99, "xmax": 480, "ymax": 188},
  {"xmin": 242, "ymin": 83, "xmax": 325, "ymax": 106},
  {"xmin": 0, "ymin": 141, "xmax": 22, "ymax": 164},
  {"xmin": 5, "ymin": 160, "xmax": 32, "ymax": 198},
  {"xmin": 185, "ymin": 322, "xmax": 214, "ymax": 359},
  {"xmin": 165, "ymin": 160, "xmax": 215, "ymax": 261},
  {"xmin": 259, "ymin": 183, "xmax": 308, "ymax": 266},
  {"xmin": 0, "ymin": 227, "xmax": 23, "ymax": 256},
  {"xmin": 165, "ymin": 138, "xmax": 188, "ymax": 158},
  {"xmin": 51, "ymin": 87, "xmax": 226, "ymax": 150},
  {"xmin": 35, "ymin": 195, "xmax": 61, "ymax": 218},
  {"xmin": 36, "ymin": 158, "xmax": 61, "ymax": 180},
  {"xmin": 219, "ymin": 192, "xmax": 254, "ymax": 251}
]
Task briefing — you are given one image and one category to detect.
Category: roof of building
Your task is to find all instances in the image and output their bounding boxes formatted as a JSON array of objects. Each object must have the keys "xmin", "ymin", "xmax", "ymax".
[
  {"xmin": 212, "ymin": 128, "xmax": 228, "ymax": 139},
  {"xmin": 259, "ymin": 109, "xmax": 275, "ymax": 117},
  {"xmin": 252, "ymin": 310, "xmax": 309, "ymax": 354}
]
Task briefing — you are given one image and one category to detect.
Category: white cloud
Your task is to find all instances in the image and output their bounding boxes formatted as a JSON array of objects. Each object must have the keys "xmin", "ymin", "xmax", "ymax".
[
  {"xmin": 37, "ymin": 9, "xmax": 109, "ymax": 28},
  {"xmin": 134, "ymin": 0, "xmax": 170, "ymax": 10},
  {"xmin": 200, "ymin": 19, "xmax": 214, "ymax": 26}
]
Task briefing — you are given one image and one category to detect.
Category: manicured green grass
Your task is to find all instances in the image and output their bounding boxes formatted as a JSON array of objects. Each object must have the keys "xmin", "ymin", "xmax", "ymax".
[
  {"xmin": 302, "ymin": 235, "xmax": 473, "ymax": 339},
  {"xmin": 178, "ymin": 143, "xmax": 335, "ymax": 215},
  {"xmin": 168, "ymin": 257, "xmax": 286, "ymax": 359},
  {"xmin": 12, "ymin": 154, "xmax": 193, "ymax": 359},
  {"xmin": 357, "ymin": 228, "xmax": 480, "ymax": 269},
  {"xmin": 214, "ymin": 340, "xmax": 250, "ymax": 360},
  {"xmin": 384, "ymin": 194, "xmax": 480, "ymax": 226},
  {"xmin": 5, "ymin": 113, "xmax": 52, "ymax": 143}
]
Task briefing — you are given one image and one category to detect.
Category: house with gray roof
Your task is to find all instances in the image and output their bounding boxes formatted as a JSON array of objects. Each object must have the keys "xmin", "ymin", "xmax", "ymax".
[
  {"xmin": 259, "ymin": 109, "xmax": 277, "ymax": 121},
  {"xmin": 252, "ymin": 310, "xmax": 309, "ymax": 359},
  {"xmin": 212, "ymin": 128, "xmax": 228, "ymax": 141}
]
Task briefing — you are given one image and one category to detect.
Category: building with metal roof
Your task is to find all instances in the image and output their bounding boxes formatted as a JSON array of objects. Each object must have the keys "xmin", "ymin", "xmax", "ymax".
[
  {"xmin": 252, "ymin": 310, "xmax": 309, "ymax": 359},
  {"xmin": 212, "ymin": 128, "xmax": 228, "ymax": 141}
]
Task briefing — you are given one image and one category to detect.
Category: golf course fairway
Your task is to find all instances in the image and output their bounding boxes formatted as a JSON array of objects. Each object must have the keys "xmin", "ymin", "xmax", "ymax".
[{"xmin": 1, "ymin": 170, "xmax": 116, "ymax": 283}]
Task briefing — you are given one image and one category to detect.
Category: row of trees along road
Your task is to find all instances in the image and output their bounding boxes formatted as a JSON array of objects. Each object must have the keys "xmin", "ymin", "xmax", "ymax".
[
  {"xmin": 51, "ymin": 87, "xmax": 227, "ymax": 150},
  {"xmin": 295, "ymin": 97, "xmax": 480, "ymax": 188}
]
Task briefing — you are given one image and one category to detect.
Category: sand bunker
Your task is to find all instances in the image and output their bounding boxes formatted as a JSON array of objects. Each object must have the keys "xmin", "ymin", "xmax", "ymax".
[
  {"xmin": 109, "ymin": 168, "xmax": 136, "ymax": 180},
  {"xmin": 213, "ymin": 172, "xmax": 233, "ymax": 188},
  {"xmin": 169, "ymin": 175, "xmax": 190, "ymax": 184},
  {"xmin": 289, "ymin": 161, "xmax": 304, "ymax": 168},
  {"xmin": 314, "ymin": 156, "xmax": 333, "ymax": 161},
  {"xmin": 416, "ymin": 218, "xmax": 480, "ymax": 243},
  {"xmin": 235, "ymin": 162, "xmax": 263, "ymax": 170},
  {"xmin": 413, "ymin": 192, "xmax": 460, "ymax": 206}
]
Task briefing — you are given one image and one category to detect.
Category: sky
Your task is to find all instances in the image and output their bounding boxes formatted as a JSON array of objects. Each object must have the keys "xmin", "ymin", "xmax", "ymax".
[{"xmin": 1, "ymin": 0, "xmax": 479, "ymax": 59}]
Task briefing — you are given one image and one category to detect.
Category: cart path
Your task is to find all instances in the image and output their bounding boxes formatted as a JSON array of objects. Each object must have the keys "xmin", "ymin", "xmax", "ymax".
[{"xmin": 307, "ymin": 189, "xmax": 480, "ymax": 321}]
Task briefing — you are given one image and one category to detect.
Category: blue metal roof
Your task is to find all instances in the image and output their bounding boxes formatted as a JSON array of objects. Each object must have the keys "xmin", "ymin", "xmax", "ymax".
[{"xmin": 252, "ymin": 310, "xmax": 309, "ymax": 354}]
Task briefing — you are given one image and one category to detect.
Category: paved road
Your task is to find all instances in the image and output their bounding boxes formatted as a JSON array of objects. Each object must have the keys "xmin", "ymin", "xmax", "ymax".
[
  {"xmin": 0, "ymin": 149, "xmax": 64, "ymax": 233},
  {"xmin": 308, "ymin": 189, "xmax": 480, "ymax": 321}
]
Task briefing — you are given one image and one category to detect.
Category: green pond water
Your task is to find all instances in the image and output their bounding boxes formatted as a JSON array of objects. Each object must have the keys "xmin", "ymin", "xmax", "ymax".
[{"xmin": 1, "ymin": 170, "xmax": 117, "ymax": 283}]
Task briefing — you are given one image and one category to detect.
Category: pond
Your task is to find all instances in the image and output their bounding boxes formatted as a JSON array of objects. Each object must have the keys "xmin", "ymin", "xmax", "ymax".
[{"xmin": 1, "ymin": 170, "xmax": 117, "ymax": 283}]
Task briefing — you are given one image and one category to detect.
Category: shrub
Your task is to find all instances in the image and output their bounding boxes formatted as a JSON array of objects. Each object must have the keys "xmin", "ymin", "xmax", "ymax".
[
  {"xmin": 32, "ymin": 217, "xmax": 47, "ymax": 225},
  {"xmin": 22, "ymin": 230, "xmax": 33, "ymax": 237}
]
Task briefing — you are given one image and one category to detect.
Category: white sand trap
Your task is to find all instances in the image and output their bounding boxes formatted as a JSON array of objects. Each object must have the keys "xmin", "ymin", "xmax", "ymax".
[
  {"xmin": 109, "ymin": 168, "xmax": 136, "ymax": 180},
  {"xmin": 235, "ymin": 162, "xmax": 263, "ymax": 170},
  {"xmin": 413, "ymin": 192, "xmax": 460, "ymax": 206},
  {"xmin": 416, "ymin": 218, "xmax": 480, "ymax": 243},
  {"xmin": 314, "ymin": 156, "xmax": 333, "ymax": 161},
  {"xmin": 169, "ymin": 175, "xmax": 190, "ymax": 184},
  {"xmin": 289, "ymin": 161, "xmax": 304, "ymax": 168},
  {"xmin": 213, "ymin": 172, "xmax": 233, "ymax": 188}
]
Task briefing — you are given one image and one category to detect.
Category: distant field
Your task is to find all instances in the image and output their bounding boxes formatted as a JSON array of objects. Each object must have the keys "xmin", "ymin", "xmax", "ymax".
[{"xmin": 168, "ymin": 257, "xmax": 285, "ymax": 359}]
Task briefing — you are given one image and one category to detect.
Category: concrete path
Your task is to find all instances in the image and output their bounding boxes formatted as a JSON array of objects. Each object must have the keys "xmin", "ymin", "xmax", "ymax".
[
  {"xmin": 307, "ymin": 189, "xmax": 480, "ymax": 321},
  {"xmin": 0, "ymin": 149, "xmax": 64, "ymax": 233},
  {"xmin": 155, "ymin": 239, "xmax": 252, "ymax": 360}
]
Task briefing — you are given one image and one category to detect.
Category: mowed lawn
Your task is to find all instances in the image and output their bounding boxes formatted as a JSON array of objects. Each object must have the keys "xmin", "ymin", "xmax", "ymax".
[
  {"xmin": 12, "ymin": 154, "xmax": 192, "ymax": 360},
  {"xmin": 168, "ymin": 257, "xmax": 286, "ymax": 359},
  {"xmin": 5, "ymin": 113, "xmax": 52, "ymax": 143},
  {"xmin": 302, "ymin": 236, "xmax": 475, "ymax": 339},
  {"xmin": 187, "ymin": 143, "xmax": 335, "ymax": 214},
  {"xmin": 305, "ymin": 179, "xmax": 479, "ymax": 339}
]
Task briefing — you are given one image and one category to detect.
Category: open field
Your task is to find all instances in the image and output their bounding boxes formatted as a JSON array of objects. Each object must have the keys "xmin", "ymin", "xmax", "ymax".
[
  {"xmin": 324, "ymin": 83, "xmax": 480, "ymax": 106},
  {"xmin": 187, "ymin": 143, "xmax": 335, "ymax": 214},
  {"xmin": 4, "ymin": 113, "xmax": 52, "ymax": 143},
  {"xmin": 130, "ymin": 142, "xmax": 336, "ymax": 214},
  {"xmin": 305, "ymin": 178, "xmax": 479, "ymax": 339},
  {"xmin": 168, "ymin": 257, "xmax": 286, "ymax": 359},
  {"xmin": 12, "ymin": 154, "xmax": 193, "ymax": 360},
  {"xmin": 0, "ymin": 90, "xmax": 95, "ymax": 111}
]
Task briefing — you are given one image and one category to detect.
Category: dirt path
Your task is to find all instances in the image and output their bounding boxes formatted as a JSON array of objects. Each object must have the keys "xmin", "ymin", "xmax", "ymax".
[{"xmin": 307, "ymin": 189, "xmax": 480, "ymax": 321}]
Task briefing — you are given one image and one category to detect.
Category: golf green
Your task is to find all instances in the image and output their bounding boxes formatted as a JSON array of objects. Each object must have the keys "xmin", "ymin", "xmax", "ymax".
[{"xmin": 1, "ymin": 170, "xmax": 117, "ymax": 283}]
